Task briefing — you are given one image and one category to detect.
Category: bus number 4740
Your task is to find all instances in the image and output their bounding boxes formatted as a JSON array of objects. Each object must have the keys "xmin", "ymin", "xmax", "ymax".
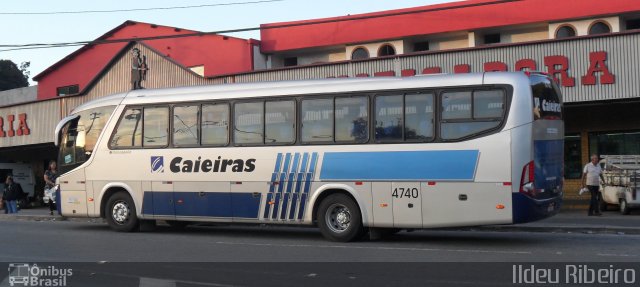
[{"xmin": 392, "ymin": 187, "xmax": 419, "ymax": 199}]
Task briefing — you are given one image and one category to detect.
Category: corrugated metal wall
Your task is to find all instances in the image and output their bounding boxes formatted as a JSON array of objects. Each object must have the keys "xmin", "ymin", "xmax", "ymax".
[
  {"xmin": 0, "ymin": 100, "xmax": 60, "ymax": 146},
  {"xmin": 1, "ymin": 33, "xmax": 638, "ymax": 148},
  {"xmin": 237, "ymin": 32, "xmax": 640, "ymax": 103}
]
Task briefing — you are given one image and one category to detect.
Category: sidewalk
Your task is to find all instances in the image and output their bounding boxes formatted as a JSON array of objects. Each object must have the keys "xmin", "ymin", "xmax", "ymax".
[
  {"xmin": 1, "ymin": 207, "xmax": 639, "ymax": 234},
  {"xmin": 475, "ymin": 210, "xmax": 640, "ymax": 234}
]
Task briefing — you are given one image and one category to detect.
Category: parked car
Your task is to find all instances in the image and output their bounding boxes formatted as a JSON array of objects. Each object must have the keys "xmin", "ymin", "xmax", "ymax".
[{"xmin": 600, "ymin": 155, "xmax": 640, "ymax": 215}]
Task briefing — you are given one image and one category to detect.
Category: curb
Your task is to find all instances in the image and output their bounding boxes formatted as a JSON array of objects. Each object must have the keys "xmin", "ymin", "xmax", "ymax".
[
  {"xmin": 0, "ymin": 214, "xmax": 104, "ymax": 223},
  {"xmin": 454, "ymin": 225, "xmax": 639, "ymax": 235}
]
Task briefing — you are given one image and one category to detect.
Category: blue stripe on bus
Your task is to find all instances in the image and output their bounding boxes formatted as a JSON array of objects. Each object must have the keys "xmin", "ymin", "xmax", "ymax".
[
  {"xmin": 303, "ymin": 152, "xmax": 318, "ymax": 195},
  {"xmin": 304, "ymin": 173, "xmax": 313, "ymax": 194},
  {"xmin": 300, "ymin": 153, "xmax": 309, "ymax": 173},
  {"xmin": 297, "ymin": 193, "xmax": 307, "ymax": 220},
  {"xmin": 309, "ymin": 152, "xmax": 318, "ymax": 175},
  {"xmin": 263, "ymin": 193, "xmax": 272, "ymax": 219},
  {"xmin": 319, "ymin": 150, "xmax": 479, "ymax": 181},
  {"xmin": 280, "ymin": 193, "xmax": 289, "ymax": 220},
  {"xmin": 288, "ymin": 193, "xmax": 298, "ymax": 220},
  {"xmin": 269, "ymin": 153, "xmax": 283, "ymax": 193},
  {"xmin": 231, "ymin": 193, "xmax": 261, "ymax": 219},
  {"xmin": 270, "ymin": 193, "xmax": 281, "ymax": 219},
  {"xmin": 152, "ymin": 192, "xmax": 175, "ymax": 216},
  {"xmin": 277, "ymin": 153, "xmax": 291, "ymax": 194},
  {"xmin": 287, "ymin": 153, "xmax": 300, "ymax": 194},
  {"xmin": 142, "ymin": 191, "xmax": 154, "ymax": 215}
]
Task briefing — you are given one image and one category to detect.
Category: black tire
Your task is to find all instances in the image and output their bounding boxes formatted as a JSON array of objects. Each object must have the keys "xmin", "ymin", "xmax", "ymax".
[
  {"xmin": 599, "ymin": 197, "xmax": 608, "ymax": 212},
  {"xmin": 105, "ymin": 192, "xmax": 139, "ymax": 232},
  {"xmin": 166, "ymin": 220, "xmax": 190, "ymax": 229},
  {"xmin": 317, "ymin": 193, "xmax": 365, "ymax": 242},
  {"xmin": 620, "ymin": 199, "xmax": 631, "ymax": 215}
]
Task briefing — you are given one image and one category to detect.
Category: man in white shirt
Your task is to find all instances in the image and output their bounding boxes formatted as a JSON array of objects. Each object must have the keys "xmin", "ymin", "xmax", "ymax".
[{"xmin": 582, "ymin": 154, "xmax": 603, "ymax": 216}]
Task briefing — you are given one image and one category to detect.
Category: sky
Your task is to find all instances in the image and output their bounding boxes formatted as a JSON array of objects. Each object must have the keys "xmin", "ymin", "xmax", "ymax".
[{"xmin": 0, "ymin": 0, "xmax": 458, "ymax": 84}]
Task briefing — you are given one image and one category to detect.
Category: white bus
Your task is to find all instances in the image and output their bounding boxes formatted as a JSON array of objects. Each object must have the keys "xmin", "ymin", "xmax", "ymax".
[{"xmin": 54, "ymin": 72, "xmax": 563, "ymax": 242}]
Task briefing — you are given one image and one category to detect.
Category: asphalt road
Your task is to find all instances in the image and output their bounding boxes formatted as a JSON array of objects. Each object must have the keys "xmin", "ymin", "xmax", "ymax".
[{"xmin": 1, "ymin": 220, "xmax": 639, "ymax": 286}]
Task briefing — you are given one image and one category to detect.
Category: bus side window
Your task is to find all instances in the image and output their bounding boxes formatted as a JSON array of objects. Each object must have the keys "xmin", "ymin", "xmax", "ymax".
[
  {"xmin": 301, "ymin": 98, "xmax": 334, "ymax": 143},
  {"xmin": 335, "ymin": 96, "xmax": 369, "ymax": 143},
  {"xmin": 474, "ymin": 90, "xmax": 505, "ymax": 118},
  {"xmin": 173, "ymin": 105, "xmax": 200, "ymax": 146},
  {"xmin": 440, "ymin": 89, "xmax": 504, "ymax": 140},
  {"xmin": 111, "ymin": 108, "xmax": 143, "ymax": 148},
  {"xmin": 265, "ymin": 100, "xmax": 295, "ymax": 144},
  {"xmin": 234, "ymin": 102, "xmax": 264, "ymax": 145},
  {"xmin": 405, "ymin": 93, "xmax": 434, "ymax": 141},
  {"xmin": 375, "ymin": 95, "xmax": 403, "ymax": 141},
  {"xmin": 201, "ymin": 104, "xmax": 229, "ymax": 146},
  {"xmin": 143, "ymin": 107, "xmax": 169, "ymax": 147}
]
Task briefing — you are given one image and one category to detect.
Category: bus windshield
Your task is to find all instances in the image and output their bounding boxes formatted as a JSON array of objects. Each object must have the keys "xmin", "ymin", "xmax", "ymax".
[
  {"xmin": 530, "ymin": 75, "xmax": 562, "ymax": 120},
  {"xmin": 58, "ymin": 106, "xmax": 115, "ymax": 173}
]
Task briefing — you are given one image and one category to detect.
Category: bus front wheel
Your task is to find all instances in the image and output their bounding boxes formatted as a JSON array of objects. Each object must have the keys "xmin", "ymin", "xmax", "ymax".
[
  {"xmin": 105, "ymin": 192, "xmax": 139, "ymax": 232},
  {"xmin": 317, "ymin": 193, "xmax": 364, "ymax": 242}
]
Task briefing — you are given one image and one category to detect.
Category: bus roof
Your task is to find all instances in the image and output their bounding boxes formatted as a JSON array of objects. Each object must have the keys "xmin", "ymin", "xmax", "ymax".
[{"xmin": 71, "ymin": 72, "xmax": 530, "ymax": 113}]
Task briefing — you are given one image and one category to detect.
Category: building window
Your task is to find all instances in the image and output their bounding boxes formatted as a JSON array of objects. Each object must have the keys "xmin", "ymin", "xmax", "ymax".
[
  {"xmin": 57, "ymin": 85, "xmax": 79, "ymax": 96},
  {"xmin": 564, "ymin": 134, "xmax": 582, "ymax": 179},
  {"xmin": 588, "ymin": 21, "xmax": 611, "ymax": 35},
  {"xmin": 555, "ymin": 25, "xmax": 576, "ymax": 39},
  {"xmin": 626, "ymin": 18, "xmax": 640, "ymax": 30},
  {"xmin": 351, "ymin": 47, "xmax": 369, "ymax": 60},
  {"xmin": 483, "ymin": 33, "xmax": 501, "ymax": 45},
  {"xmin": 283, "ymin": 57, "xmax": 298, "ymax": 67},
  {"xmin": 589, "ymin": 130, "xmax": 640, "ymax": 158},
  {"xmin": 413, "ymin": 42, "xmax": 430, "ymax": 52},
  {"xmin": 378, "ymin": 44, "xmax": 396, "ymax": 57}
]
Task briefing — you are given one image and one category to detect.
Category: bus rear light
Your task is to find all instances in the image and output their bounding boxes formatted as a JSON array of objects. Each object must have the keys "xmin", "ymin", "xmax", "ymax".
[
  {"xmin": 428, "ymin": 182, "xmax": 436, "ymax": 186},
  {"xmin": 503, "ymin": 182, "xmax": 512, "ymax": 186},
  {"xmin": 519, "ymin": 161, "xmax": 536, "ymax": 197},
  {"xmin": 355, "ymin": 181, "xmax": 363, "ymax": 185}
]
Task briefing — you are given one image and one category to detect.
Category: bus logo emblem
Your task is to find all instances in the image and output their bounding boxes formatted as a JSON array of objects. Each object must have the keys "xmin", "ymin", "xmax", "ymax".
[{"xmin": 151, "ymin": 156, "xmax": 164, "ymax": 173}]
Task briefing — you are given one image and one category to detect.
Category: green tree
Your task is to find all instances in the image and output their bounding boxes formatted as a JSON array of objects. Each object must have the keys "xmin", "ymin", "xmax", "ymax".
[{"xmin": 0, "ymin": 59, "xmax": 29, "ymax": 91}]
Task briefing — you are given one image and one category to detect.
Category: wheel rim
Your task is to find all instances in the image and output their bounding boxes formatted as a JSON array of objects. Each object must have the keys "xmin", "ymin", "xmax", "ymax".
[
  {"xmin": 112, "ymin": 200, "xmax": 130, "ymax": 225},
  {"xmin": 325, "ymin": 203, "xmax": 352, "ymax": 233}
]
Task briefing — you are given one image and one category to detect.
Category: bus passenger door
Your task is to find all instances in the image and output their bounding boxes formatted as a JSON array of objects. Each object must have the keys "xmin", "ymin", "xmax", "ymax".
[
  {"xmin": 392, "ymin": 182, "xmax": 422, "ymax": 228},
  {"xmin": 58, "ymin": 169, "xmax": 88, "ymax": 217}
]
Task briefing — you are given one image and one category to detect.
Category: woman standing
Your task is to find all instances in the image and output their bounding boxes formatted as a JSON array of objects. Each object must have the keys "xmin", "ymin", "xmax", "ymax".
[
  {"xmin": 44, "ymin": 160, "xmax": 58, "ymax": 215},
  {"xmin": 3, "ymin": 176, "xmax": 20, "ymax": 214}
]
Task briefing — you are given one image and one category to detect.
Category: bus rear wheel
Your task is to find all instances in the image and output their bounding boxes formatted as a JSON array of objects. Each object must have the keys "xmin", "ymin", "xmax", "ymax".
[
  {"xmin": 105, "ymin": 192, "xmax": 139, "ymax": 232},
  {"xmin": 317, "ymin": 193, "xmax": 364, "ymax": 242}
]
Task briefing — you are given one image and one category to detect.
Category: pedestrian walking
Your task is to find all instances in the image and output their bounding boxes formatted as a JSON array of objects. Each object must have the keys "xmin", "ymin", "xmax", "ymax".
[
  {"xmin": 582, "ymin": 154, "xmax": 604, "ymax": 216},
  {"xmin": 44, "ymin": 160, "xmax": 59, "ymax": 216},
  {"xmin": 3, "ymin": 176, "xmax": 22, "ymax": 214}
]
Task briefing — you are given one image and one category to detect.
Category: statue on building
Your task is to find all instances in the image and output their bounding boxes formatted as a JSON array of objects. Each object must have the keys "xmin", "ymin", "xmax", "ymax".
[{"xmin": 131, "ymin": 48, "xmax": 148, "ymax": 90}]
